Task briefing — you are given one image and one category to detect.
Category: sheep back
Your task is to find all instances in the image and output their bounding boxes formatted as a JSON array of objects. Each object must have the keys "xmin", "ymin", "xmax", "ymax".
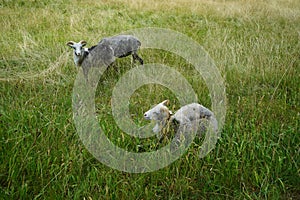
[
  {"xmin": 171, "ymin": 103, "xmax": 213, "ymax": 124},
  {"xmin": 98, "ymin": 35, "xmax": 141, "ymax": 58}
]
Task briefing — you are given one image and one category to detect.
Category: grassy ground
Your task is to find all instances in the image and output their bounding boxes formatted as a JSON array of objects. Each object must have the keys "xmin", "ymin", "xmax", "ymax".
[{"xmin": 0, "ymin": 0, "xmax": 299, "ymax": 199}]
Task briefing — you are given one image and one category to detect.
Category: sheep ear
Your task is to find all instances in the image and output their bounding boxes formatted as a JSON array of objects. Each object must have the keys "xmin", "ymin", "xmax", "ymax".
[
  {"xmin": 160, "ymin": 107, "xmax": 168, "ymax": 114},
  {"xmin": 66, "ymin": 41, "xmax": 75, "ymax": 47},
  {"xmin": 161, "ymin": 100, "xmax": 169, "ymax": 106},
  {"xmin": 80, "ymin": 40, "xmax": 87, "ymax": 47},
  {"xmin": 160, "ymin": 107, "xmax": 171, "ymax": 118}
]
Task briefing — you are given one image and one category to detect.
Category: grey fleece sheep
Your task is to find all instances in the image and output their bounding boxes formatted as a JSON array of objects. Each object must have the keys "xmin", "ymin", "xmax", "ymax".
[
  {"xmin": 67, "ymin": 35, "xmax": 143, "ymax": 80},
  {"xmin": 67, "ymin": 35, "xmax": 143, "ymax": 67}
]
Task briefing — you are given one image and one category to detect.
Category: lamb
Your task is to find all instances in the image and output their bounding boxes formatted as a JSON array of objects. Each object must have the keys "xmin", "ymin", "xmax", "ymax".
[{"xmin": 144, "ymin": 100, "xmax": 218, "ymax": 148}]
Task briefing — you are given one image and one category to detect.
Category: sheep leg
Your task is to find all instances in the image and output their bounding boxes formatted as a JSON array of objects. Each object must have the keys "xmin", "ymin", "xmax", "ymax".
[
  {"xmin": 113, "ymin": 63, "xmax": 120, "ymax": 72},
  {"xmin": 132, "ymin": 51, "xmax": 143, "ymax": 65},
  {"xmin": 170, "ymin": 123, "xmax": 197, "ymax": 152},
  {"xmin": 106, "ymin": 62, "xmax": 118, "ymax": 73}
]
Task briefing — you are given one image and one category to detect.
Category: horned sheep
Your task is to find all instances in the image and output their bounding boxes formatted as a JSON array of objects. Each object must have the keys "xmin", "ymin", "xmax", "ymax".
[{"xmin": 66, "ymin": 35, "xmax": 143, "ymax": 67}]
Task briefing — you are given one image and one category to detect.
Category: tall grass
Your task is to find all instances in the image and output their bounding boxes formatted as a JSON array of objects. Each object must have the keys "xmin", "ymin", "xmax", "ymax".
[{"xmin": 0, "ymin": 0, "xmax": 299, "ymax": 199}]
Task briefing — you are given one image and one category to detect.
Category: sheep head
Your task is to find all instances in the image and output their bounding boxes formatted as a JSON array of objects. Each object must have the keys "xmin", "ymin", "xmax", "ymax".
[
  {"xmin": 66, "ymin": 40, "xmax": 87, "ymax": 66},
  {"xmin": 67, "ymin": 40, "xmax": 87, "ymax": 56},
  {"xmin": 144, "ymin": 100, "xmax": 172, "ymax": 121},
  {"xmin": 144, "ymin": 100, "xmax": 173, "ymax": 135}
]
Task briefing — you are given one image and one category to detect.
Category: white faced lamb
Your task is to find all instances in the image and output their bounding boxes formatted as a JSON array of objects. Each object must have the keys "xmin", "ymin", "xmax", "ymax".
[
  {"xmin": 143, "ymin": 100, "xmax": 173, "ymax": 136},
  {"xmin": 144, "ymin": 100, "xmax": 218, "ymax": 147},
  {"xmin": 66, "ymin": 40, "xmax": 97, "ymax": 66},
  {"xmin": 98, "ymin": 35, "xmax": 143, "ymax": 65}
]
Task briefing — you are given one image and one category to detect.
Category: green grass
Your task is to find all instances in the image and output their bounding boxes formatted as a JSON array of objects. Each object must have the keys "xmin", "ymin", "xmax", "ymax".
[{"xmin": 0, "ymin": 0, "xmax": 299, "ymax": 199}]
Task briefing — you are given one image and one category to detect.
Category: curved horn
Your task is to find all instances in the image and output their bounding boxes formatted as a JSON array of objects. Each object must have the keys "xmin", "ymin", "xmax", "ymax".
[
  {"xmin": 66, "ymin": 41, "xmax": 75, "ymax": 45},
  {"xmin": 66, "ymin": 41, "xmax": 75, "ymax": 47},
  {"xmin": 79, "ymin": 40, "xmax": 87, "ymax": 46}
]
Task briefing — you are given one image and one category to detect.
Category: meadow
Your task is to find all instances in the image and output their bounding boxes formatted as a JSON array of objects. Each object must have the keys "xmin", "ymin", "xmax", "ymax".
[{"xmin": 0, "ymin": 0, "xmax": 299, "ymax": 199}]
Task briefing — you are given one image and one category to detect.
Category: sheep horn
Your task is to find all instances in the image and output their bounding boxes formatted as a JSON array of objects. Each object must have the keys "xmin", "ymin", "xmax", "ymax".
[{"xmin": 66, "ymin": 41, "xmax": 75, "ymax": 46}]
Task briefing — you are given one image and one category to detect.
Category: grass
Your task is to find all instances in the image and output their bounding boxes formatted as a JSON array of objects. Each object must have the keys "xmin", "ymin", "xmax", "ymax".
[{"xmin": 0, "ymin": 0, "xmax": 299, "ymax": 199}]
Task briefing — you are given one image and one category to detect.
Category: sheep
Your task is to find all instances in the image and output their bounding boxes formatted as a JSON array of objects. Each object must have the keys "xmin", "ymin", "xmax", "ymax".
[
  {"xmin": 66, "ymin": 40, "xmax": 97, "ymax": 67},
  {"xmin": 144, "ymin": 100, "xmax": 218, "ymax": 149},
  {"xmin": 67, "ymin": 35, "xmax": 143, "ymax": 67},
  {"xmin": 98, "ymin": 34, "xmax": 144, "ymax": 65},
  {"xmin": 67, "ymin": 35, "xmax": 144, "ymax": 81}
]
